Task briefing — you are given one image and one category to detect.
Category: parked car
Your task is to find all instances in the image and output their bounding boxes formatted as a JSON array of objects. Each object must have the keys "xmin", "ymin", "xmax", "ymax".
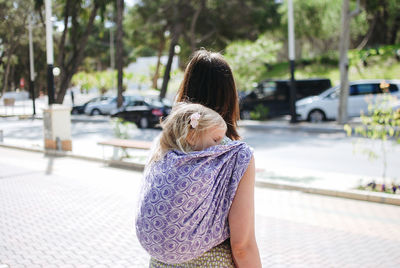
[
  {"xmin": 111, "ymin": 97, "xmax": 172, "ymax": 128},
  {"xmin": 240, "ymin": 78, "xmax": 332, "ymax": 119},
  {"xmin": 295, "ymin": 79, "xmax": 400, "ymax": 122},
  {"xmin": 84, "ymin": 96, "xmax": 130, "ymax": 116},
  {"xmin": 71, "ymin": 96, "xmax": 110, "ymax": 115}
]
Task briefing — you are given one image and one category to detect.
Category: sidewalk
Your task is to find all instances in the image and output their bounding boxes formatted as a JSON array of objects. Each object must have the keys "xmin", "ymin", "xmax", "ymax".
[
  {"xmin": 2, "ymin": 147, "xmax": 400, "ymax": 267},
  {"xmin": 1, "ymin": 114, "xmax": 399, "ymax": 206}
]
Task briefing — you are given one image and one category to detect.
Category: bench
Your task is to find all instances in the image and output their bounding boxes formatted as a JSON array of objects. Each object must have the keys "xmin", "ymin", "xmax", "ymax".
[{"xmin": 97, "ymin": 138, "xmax": 152, "ymax": 161}]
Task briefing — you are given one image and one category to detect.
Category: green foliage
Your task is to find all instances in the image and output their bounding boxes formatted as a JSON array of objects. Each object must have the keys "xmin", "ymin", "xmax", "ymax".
[
  {"xmin": 224, "ymin": 34, "xmax": 282, "ymax": 90},
  {"xmin": 348, "ymin": 45, "xmax": 400, "ymax": 65},
  {"xmin": 72, "ymin": 70, "xmax": 133, "ymax": 93},
  {"xmin": 112, "ymin": 118, "xmax": 136, "ymax": 158},
  {"xmin": 280, "ymin": 0, "xmax": 342, "ymax": 40},
  {"xmin": 250, "ymin": 104, "xmax": 269, "ymax": 121},
  {"xmin": 261, "ymin": 44, "xmax": 400, "ymax": 86},
  {"xmin": 277, "ymin": 0, "xmax": 368, "ymax": 57},
  {"xmin": 344, "ymin": 95, "xmax": 400, "ymax": 181},
  {"xmin": 112, "ymin": 118, "xmax": 135, "ymax": 139},
  {"xmin": 72, "ymin": 71, "xmax": 113, "ymax": 93},
  {"xmin": 353, "ymin": 95, "xmax": 400, "ymax": 142},
  {"xmin": 0, "ymin": 0, "xmax": 47, "ymax": 95},
  {"xmin": 359, "ymin": 0, "xmax": 400, "ymax": 46}
]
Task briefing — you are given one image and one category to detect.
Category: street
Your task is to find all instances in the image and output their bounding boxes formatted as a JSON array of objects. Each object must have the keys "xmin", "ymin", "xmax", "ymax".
[
  {"xmin": 1, "ymin": 116, "xmax": 400, "ymax": 182},
  {"xmin": 1, "ymin": 147, "xmax": 400, "ymax": 267}
]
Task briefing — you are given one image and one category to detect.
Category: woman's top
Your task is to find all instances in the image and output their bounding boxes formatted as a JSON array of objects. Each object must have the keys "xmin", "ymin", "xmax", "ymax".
[{"xmin": 135, "ymin": 141, "xmax": 253, "ymax": 264}]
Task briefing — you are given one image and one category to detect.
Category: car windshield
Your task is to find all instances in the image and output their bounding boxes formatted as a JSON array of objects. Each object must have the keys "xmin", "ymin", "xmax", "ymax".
[
  {"xmin": 146, "ymin": 98, "xmax": 163, "ymax": 108},
  {"xmin": 261, "ymin": 82, "xmax": 277, "ymax": 97},
  {"xmin": 321, "ymin": 86, "xmax": 339, "ymax": 98}
]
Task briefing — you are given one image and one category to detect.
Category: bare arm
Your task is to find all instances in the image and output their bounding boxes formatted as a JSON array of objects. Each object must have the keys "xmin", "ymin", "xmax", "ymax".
[{"xmin": 228, "ymin": 156, "xmax": 261, "ymax": 267}]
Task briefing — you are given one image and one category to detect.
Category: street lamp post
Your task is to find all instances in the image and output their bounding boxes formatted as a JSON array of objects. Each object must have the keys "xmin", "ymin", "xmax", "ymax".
[
  {"xmin": 275, "ymin": 0, "xmax": 297, "ymax": 123},
  {"xmin": 45, "ymin": 0, "xmax": 55, "ymax": 105},
  {"xmin": 28, "ymin": 14, "xmax": 36, "ymax": 115}
]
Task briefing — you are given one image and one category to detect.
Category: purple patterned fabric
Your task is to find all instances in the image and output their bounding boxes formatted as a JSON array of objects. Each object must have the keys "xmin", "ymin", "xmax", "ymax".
[{"xmin": 135, "ymin": 141, "xmax": 252, "ymax": 264}]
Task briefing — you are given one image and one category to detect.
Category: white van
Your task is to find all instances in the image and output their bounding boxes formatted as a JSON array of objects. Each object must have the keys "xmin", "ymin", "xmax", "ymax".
[{"xmin": 296, "ymin": 80, "xmax": 400, "ymax": 122}]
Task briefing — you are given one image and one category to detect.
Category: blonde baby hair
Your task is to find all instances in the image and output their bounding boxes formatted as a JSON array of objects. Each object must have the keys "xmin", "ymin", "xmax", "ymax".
[{"xmin": 150, "ymin": 102, "xmax": 227, "ymax": 163}]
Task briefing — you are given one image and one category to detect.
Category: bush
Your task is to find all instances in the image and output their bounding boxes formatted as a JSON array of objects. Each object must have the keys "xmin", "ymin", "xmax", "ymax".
[
  {"xmin": 250, "ymin": 104, "xmax": 269, "ymax": 120},
  {"xmin": 344, "ymin": 95, "xmax": 400, "ymax": 183}
]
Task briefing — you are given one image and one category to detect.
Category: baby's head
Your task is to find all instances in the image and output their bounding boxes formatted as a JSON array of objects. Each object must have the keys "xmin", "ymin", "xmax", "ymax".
[{"xmin": 160, "ymin": 102, "xmax": 227, "ymax": 153}]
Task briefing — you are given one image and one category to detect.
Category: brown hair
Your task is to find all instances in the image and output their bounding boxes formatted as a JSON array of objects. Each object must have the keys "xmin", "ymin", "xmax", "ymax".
[
  {"xmin": 150, "ymin": 103, "xmax": 227, "ymax": 163},
  {"xmin": 176, "ymin": 49, "xmax": 240, "ymax": 140}
]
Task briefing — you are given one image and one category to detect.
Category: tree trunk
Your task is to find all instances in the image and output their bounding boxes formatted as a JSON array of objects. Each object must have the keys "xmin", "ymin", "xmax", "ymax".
[
  {"xmin": 390, "ymin": 15, "xmax": 400, "ymax": 44},
  {"xmin": 56, "ymin": 0, "xmax": 71, "ymax": 75},
  {"xmin": 338, "ymin": 0, "xmax": 360, "ymax": 124},
  {"xmin": 338, "ymin": 0, "xmax": 351, "ymax": 125},
  {"xmin": 55, "ymin": 3, "xmax": 99, "ymax": 104},
  {"xmin": 152, "ymin": 39, "xmax": 165, "ymax": 90},
  {"xmin": 356, "ymin": 16, "xmax": 376, "ymax": 50},
  {"xmin": 159, "ymin": 24, "xmax": 182, "ymax": 100},
  {"xmin": 1, "ymin": 48, "xmax": 14, "ymax": 96},
  {"xmin": 189, "ymin": 0, "xmax": 205, "ymax": 52},
  {"xmin": 116, "ymin": 0, "xmax": 124, "ymax": 108}
]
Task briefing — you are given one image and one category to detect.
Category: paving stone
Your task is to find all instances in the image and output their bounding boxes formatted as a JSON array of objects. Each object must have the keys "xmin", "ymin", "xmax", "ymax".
[{"xmin": 1, "ymin": 148, "xmax": 400, "ymax": 267}]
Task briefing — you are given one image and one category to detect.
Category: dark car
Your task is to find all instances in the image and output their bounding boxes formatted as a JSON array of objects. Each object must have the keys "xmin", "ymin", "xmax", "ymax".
[
  {"xmin": 240, "ymin": 78, "xmax": 332, "ymax": 119},
  {"xmin": 111, "ymin": 97, "xmax": 172, "ymax": 128}
]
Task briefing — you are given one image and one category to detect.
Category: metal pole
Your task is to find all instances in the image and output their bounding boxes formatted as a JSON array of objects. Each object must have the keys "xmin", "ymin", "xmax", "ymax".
[
  {"xmin": 45, "ymin": 0, "xmax": 55, "ymax": 105},
  {"xmin": 28, "ymin": 14, "xmax": 36, "ymax": 115},
  {"xmin": 288, "ymin": 0, "xmax": 297, "ymax": 123}
]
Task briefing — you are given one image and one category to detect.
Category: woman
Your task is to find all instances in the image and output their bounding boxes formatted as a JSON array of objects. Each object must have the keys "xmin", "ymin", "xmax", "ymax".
[
  {"xmin": 176, "ymin": 49, "xmax": 261, "ymax": 267},
  {"xmin": 138, "ymin": 49, "xmax": 261, "ymax": 267}
]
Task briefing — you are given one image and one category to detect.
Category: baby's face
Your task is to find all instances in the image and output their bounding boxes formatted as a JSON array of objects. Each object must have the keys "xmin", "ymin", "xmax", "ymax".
[{"xmin": 192, "ymin": 126, "xmax": 226, "ymax": 151}]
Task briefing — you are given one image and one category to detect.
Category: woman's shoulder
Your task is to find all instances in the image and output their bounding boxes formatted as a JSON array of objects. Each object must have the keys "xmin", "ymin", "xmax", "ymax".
[{"xmin": 222, "ymin": 137, "xmax": 253, "ymax": 154}]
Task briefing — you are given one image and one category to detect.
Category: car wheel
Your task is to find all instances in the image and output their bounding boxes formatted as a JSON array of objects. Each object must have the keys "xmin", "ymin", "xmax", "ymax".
[
  {"xmin": 138, "ymin": 117, "xmax": 149, "ymax": 129},
  {"xmin": 308, "ymin": 109, "xmax": 325, "ymax": 123},
  {"xmin": 90, "ymin": 109, "xmax": 101, "ymax": 116},
  {"xmin": 241, "ymin": 110, "xmax": 251, "ymax": 120}
]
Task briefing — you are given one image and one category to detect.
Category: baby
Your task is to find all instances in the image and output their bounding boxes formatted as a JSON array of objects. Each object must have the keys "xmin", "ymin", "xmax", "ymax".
[{"xmin": 149, "ymin": 102, "xmax": 228, "ymax": 163}]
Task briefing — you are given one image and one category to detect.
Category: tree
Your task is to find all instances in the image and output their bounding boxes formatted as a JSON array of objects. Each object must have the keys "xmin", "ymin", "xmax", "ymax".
[
  {"xmin": 116, "ymin": 0, "xmax": 124, "ymax": 108},
  {"xmin": 224, "ymin": 33, "xmax": 282, "ymax": 91},
  {"xmin": 34, "ymin": 0, "xmax": 112, "ymax": 104},
  {"xmin": 125, "ymin": 2, "xmax": 168, "ymax": 90},
  {"xmin": 358, "ymin": 0, "xmax": 400, "ymax": 47},
  {"xmin": 0, "ymin": 0, "xmax": 31, "ymax": 96},
  {"xmin": 159, "ymin": 0, "xmax": 185, "ymax": 100},
  {"xmin": 344, "ymin": 94, "xmax": 400, "ymax": 184},
  {"xmin": 132, "ymin": 0, "xmax": 280, "ymax": 99}
]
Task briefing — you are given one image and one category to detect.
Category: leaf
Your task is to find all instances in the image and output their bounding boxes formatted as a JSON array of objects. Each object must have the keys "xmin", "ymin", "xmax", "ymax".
[{"xmin": 344, "ymin": 124, "xmax": 352, "ymax": 136}]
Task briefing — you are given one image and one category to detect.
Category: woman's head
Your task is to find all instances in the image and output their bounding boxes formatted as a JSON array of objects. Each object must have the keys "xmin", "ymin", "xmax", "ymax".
[
  {"xmin": 157, "ymin": 103, "xmax": 227, "ymax": 158},
  {"xmin": 176, "ymin": 49, "xmax": 240, "ymax": 140}
]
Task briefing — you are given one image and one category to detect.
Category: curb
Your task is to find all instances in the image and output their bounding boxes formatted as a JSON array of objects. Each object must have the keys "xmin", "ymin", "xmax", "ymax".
[
  {"xmin": 256, "ymin": 180, "xmax": 400, "ymax": 206},
  {"xmin": 2, "ymin": 114, "xmax": 351, "ymax": 133},
  {"xmin": 0, "ymin": 114, "xmax": 110, "ymax": 123},
  {"xmin": 1, "ymin": 143, "xmax": 399, "ymax": 206},
  {"xmin": 0, "ymin": 142, "xmax": 142, "ymax": 169},
  {"xmin": 237, "ymin": 120, "xmax": 349, "ymax": 134}
]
